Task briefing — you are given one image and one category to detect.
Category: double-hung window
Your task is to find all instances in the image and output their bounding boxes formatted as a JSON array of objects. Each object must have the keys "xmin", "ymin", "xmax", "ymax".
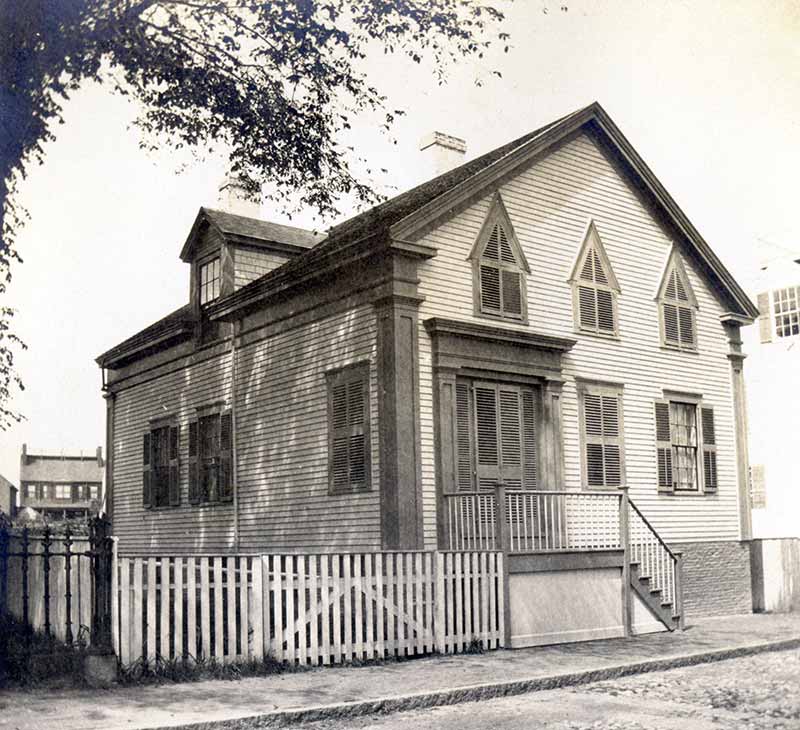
[
  {"xmin": 654, "ymin": 398, "xmax": 717, "ymax": 494},
  {"xmin": 199, "ymin": 257, "xmax": 221, "ymax": 306}
]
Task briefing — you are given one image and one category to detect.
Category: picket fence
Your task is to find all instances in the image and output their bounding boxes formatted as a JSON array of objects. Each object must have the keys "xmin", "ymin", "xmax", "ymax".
[{"xmin": 113, "ymin": 550, "xmax": 504, "ymax": 667}]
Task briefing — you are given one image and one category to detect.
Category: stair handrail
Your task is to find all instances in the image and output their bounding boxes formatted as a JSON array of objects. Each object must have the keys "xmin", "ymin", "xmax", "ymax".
[{"xmin": 627, "ymin": 498, "xmax": 678, "ymax": 560}]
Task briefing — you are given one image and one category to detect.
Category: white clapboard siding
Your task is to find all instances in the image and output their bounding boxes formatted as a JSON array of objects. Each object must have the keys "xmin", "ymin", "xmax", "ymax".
[
  {"xmin": 416, "ymin": 131, "xmax": 741, "ymax": 545},
  {"xmin": 111, "ymin": 304, "xmax": 381, "ymax": 555},
  {"xmin": 113, "ymin": 550, "xmax": 503, "ymax": 667}
]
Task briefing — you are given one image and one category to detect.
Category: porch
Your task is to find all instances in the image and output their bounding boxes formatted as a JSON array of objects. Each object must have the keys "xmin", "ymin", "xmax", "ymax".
[{"xmin": 442, "ymin": 487, "xmax": 684, "ymax": 645}]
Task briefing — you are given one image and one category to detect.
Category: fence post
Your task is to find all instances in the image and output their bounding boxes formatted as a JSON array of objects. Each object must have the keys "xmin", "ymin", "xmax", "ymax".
[
  {"xmin": 90, "ymin": 517, "xmax": 114, "ymax": 652},
  {"xmin": 43, "ymin": 527, "xmax": 52, "ymax": 637},
  {"xmin": 21, "ymin": 527, "xmax": 30, "ymax": 632},
  {"xmin": 434, "ymin": 551, "xmax": 446, "ymax": 653},
  {"xmin": 674, "ymin": 551, "xmax": 685, "ymax": 630},
  {"xmin": 618, "ymin": 488, "xmax": 632, "ymax": 637},
  {"xmin": 0, "ymin": 517, "xmax": 9, "ymax": 617},
  {"xmin": 494, "ymin": 484, "xmax": 512, "ymax": 648}
]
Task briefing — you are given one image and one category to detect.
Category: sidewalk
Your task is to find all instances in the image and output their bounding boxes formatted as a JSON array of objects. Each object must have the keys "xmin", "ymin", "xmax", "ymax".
[{"xmin": 3, "ymin": 613, "xmax": 799, "ymax": 730}]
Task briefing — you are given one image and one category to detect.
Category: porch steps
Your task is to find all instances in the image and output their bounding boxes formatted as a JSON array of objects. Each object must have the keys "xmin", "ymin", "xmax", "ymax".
[{"xmin": 630, "ymin": 561, "xmax": 681, "ymax": 631}]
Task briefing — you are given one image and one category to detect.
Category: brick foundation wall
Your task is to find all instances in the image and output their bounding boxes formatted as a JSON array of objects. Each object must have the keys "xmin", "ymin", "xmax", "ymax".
[{"xmin": 674, "ymin": 541, "xmax": 752, "ymax": 618}]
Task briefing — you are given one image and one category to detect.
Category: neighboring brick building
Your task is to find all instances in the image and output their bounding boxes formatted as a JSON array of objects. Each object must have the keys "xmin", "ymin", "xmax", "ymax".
[
  {"xmin": 19, "ymin": 444, "xmax": 104, "ymax": 521},
  {"xmin": 0, "ymin": 473, "xmax": 17, "ymax": 518}
]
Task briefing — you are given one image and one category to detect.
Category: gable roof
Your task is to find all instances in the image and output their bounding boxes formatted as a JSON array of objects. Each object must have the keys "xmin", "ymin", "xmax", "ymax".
[
  {"xmin": 209, "ymin": 102, "xmax": 757, "ymax": 322},
  {"xmin": 180, "ymin": 207, "xmax": 324, "ymax": 262}
]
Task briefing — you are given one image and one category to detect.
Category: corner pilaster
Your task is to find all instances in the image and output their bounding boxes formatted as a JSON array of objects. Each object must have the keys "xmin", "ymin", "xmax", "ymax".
[
  {"xmin": 542, "ymin": 380, "xmax": 566, "ymax": 489},
  {"xmin": 724, "ymin": 320, "xmax": 752, "ymax": 540}
]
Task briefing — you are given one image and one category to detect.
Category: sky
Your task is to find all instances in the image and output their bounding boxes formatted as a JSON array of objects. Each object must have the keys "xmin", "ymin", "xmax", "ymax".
[{"xmin": 2, "ymin": 0, "xmax": 799, "ymax": 484}]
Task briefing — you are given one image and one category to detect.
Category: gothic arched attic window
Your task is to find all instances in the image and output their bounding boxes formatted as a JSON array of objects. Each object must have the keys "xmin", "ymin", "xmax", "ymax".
[
  {"xmin": 657, "ymin": 248, "xmax": 699, "ymax": 350},
  {"xmin": 568, "ymin": 221, "xmax": 621, "ymax": 336},
  {"xmin": 469, "ymin": 193, "xmax": 529, "ymax": 322}
]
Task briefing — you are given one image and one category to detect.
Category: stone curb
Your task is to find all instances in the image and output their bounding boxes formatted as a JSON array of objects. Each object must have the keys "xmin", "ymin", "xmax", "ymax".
[{"xmin": 148, "ymin": 637, "xmax": 800, "ymax": 730}]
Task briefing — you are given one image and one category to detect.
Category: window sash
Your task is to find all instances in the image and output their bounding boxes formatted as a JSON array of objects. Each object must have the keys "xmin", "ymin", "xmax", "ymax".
[{"xmin": 199, "ymin": 258, "xmax": 221, "ymax": 306}]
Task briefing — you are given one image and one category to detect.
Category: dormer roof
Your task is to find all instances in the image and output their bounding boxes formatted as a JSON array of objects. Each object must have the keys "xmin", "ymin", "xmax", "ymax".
[{"xmin": 180, "ymin": 207, "xmax": 324, "ymax": 262}]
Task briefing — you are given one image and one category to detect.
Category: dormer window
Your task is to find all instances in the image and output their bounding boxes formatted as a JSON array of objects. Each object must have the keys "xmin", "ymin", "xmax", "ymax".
[
  {"xmin": 657, "ymin": 249, "xmax": 698, "ymax": 350},
  {"xmin": 199, "ymin": 257, "xmax": 221, "ymax": 306},
  {"xmin": 569, "ymin": 221, "xmax": 620, "ymax": 336},
  {"xmin": 470, "ymin": 193, "xmax": 529, "ymax": 322}
]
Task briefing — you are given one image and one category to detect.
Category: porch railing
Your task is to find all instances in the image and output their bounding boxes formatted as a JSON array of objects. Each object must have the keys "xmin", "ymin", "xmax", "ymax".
[
  {"xmin": 444, "ymin": 489, "xmax": 622, "ymax": 553},
  {"xmin": 628, "ymin": 499, "xmax": 680, "ymax": 610}
]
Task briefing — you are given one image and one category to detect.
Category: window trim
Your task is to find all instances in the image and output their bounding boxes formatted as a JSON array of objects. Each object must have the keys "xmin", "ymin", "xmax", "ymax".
[
  {"xmin": 568, "ymin": 220, "xmax": 621, "ymax": 338},
  {"xmin": 326, "ymin": 361, "xmax": 372, "ymax": 495},
  {"xmin": 654, "ymin": 394, "xmax": 717, "ymax": 496},
  {"xmin": 468, "ymin": 193, "xmax": 530, "ymax": 324},
  {"xmin": 198, "ymin": 255, "xmax": 222, "ymax": 307},
  {"xmin": 656, "ymin": 248, "xmax": 699, "ymax": 352},
  {"xmin": 143, "ymin": 421, "xmax": 181, "ymax": 510},
  {"xmin": 577, "ymin": 381, "xmax": 626, "ymax": 490},
  {"xmin": 187, "ymin": 408, "xmax": 234, "ymax": 506}
]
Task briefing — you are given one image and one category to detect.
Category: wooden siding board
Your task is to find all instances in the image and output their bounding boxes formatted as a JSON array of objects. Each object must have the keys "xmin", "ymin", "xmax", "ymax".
[
  {"xmin": 416, "ymin": 132, "xmax": 740, "ymax": 544},
  {"xmin": 111, "ymin": 304, "xmax": 380, "ymax": 554}
]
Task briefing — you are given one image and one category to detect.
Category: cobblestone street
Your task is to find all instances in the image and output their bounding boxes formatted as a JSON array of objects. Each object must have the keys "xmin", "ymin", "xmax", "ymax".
[{"xmin": 303, "ymin": 649, "xmax": 800, "ymax": 730}]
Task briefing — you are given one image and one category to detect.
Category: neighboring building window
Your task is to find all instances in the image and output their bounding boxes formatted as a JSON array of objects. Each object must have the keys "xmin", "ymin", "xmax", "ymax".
[
  {"xmin": 654, "ymin": 399, "xmax": 717, "ymax": 494},
  {"xmin": 570, "ymin": 221, "xmax": 620, "ymax": 336},
  {"xmin": 188, "ymin": 412, "xmax": 233, "ymax": 504},
  {"xmin": 143, "ymin": 424, "xmax": 180, "ymax": 508},
  {"xmin": 199, "ymin": 257, "xmax": 221, "ymax": 306},
  {"xmin": 750, "ymin": 464, "xmax": 766, "ymax": 509},
  {"xmin": 657, "ymin": 250, "xmax": 698, "ymax": 350},
  {"xmin": 470, "ymin": 193, "xmax": 529, "ymax": 322},
  {"xmin": 55, "ymin": 484, "xmax": 71, "ymax": 500},
  {"xmin": 772, "ymin": 287, "xmax": 800, "ymax": 338},
  {"xmin": 453, "ymin": 380, "xmax": 538, "ymax": 493},
  {"xmin": 579, "ymin": 383, "xmax": 624, "ymax": 489},
  {"xmin": 327, "ymin": 363, "xmax": 371, "ymax": 493}
]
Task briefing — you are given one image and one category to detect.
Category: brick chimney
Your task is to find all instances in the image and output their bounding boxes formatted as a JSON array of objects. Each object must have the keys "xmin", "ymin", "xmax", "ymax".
[
  {"xmin": 419, "ymin": 132, "xmax": 467, "ymax": 178},
  {"xmin": 217, "ymin": 171, "xmax": 260, "ymax": 218},
  {"xmin": 96, "ymin": 446, "xmax": 104, "ymax": 467}
]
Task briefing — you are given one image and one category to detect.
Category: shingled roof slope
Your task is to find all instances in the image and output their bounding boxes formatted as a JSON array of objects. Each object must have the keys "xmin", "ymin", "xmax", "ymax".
[
  {"xmin": 96, "ymin": 304, "xmax": 193, "ymax": 366},
  {"xmin": 202, "ymin": 208, "xmax": 324, "ymax": 248},
  {"xmin": 210, "ymin": 106, "xmax": 589, "ymax": 315}
]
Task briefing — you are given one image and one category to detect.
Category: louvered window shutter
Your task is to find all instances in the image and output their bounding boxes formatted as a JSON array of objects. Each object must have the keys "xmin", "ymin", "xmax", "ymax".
[
  {"xmin": 583, "ymin": 392, "xmax": 622, "ymax": 488},
  {"xmin": 662, "ymin": 265, "xmax": 696, "ymax": 348},
  {"xmin": 521, "ymin": 389, "xmax": 538, "ymax": 490},
  {"xmin": 455, "ymin": 382, "xmax": 474, "ymax": 492},
  {"xmin": 757, "ymin": 292, "xmax": 772, "ymax": 343},
  {"xmin": 474, "ymin": 385, "xmax": 500, "ymax": 492},
  {"xmin": 576, "ymin": 245, "xmax": 617, "ymax": 334},
  {"xmin": 329, "ymin": 367, "xmax": 370, "ymax": 492},
  {"xmin": 168, "ymin": 424, "xmax": 181, "ymax": 506},
  {"xmin": 188, "ymin": 420, "xmax": 200, "ymax": 504},
  {"xmin": 701, "ymin": 407, "xmax": 718, "ymax": 493},
  {"xmin": 477, "ymin": 221, "xmax": 525, "ymax": 320},
  {"xmin": 142, "ymin": 432, "xmax": 152, "ymax": 509},
  {"xmin": 219, "ymin": 412, "xmax": 234, "ymax": 502},
  {"xmin": 654, "ymin": 401, "xmax": 674, "ymax": 492}
]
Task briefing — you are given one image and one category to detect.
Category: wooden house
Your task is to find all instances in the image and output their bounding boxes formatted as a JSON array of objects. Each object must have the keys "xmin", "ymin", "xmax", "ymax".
[{"xmin": 97, "ymin": 103, "xmax": 758, "ymax": 644}]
